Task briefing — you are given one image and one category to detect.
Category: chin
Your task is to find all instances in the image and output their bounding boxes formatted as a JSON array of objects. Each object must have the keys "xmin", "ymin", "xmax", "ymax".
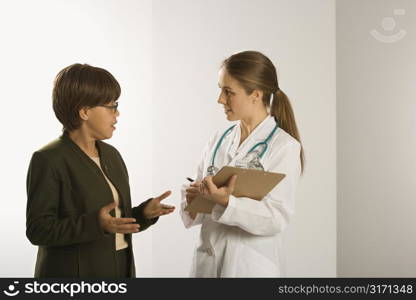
[
  {"xmin": 99, "ymin": 132, "xmax": 113, "ymax": 140},
  {"xmin": 226, "ymin": 114, "xmax": 238, "ymax": 121}
]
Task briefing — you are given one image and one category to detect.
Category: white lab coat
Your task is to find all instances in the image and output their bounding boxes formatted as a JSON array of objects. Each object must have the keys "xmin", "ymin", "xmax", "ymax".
[{"xmin": 180, "ymin": 115, "xmax": 301, "ymax": 277}]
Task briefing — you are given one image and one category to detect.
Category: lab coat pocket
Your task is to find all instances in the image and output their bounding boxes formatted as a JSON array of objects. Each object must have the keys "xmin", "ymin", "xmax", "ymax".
[{"xmin": 194, "ymin": 246, "xmax": 217, "ymax": 278}]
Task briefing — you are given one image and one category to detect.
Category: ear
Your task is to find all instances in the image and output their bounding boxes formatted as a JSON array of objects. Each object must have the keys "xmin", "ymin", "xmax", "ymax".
[
  {"xmin": 79, "ymin": 107, "xmax": 90, "ymax": 121},
  {"xmin": 250, "ymin": 89, "xmax": 263, "ymax": 104}
]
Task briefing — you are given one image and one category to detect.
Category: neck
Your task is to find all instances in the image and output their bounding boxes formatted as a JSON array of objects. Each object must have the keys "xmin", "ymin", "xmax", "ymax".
[
  {"xmin": 68, "ymin": 128, "xmax": 98, "ymax": 157},
  {"xmin": 240, "ymin": 110, "xmax": 269, "ymax": 137}
]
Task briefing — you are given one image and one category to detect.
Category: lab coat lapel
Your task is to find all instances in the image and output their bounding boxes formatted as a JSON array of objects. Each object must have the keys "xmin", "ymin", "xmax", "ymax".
[{"xmin": 229, "ymin": 116, "xmax": 275, "ymax": 166}]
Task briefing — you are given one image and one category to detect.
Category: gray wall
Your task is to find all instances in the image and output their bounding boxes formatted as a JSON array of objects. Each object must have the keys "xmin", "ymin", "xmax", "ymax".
[{"xmin": 337, "ymin": 0, "xmax": 416, "ymax": 277}]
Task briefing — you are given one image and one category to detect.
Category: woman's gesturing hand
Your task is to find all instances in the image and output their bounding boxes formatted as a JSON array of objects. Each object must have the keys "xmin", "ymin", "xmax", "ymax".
[
  {"xmin": 99, "ymin": 202, "xmax": 140, "ymax": 234},
  {"xmin": 143, "ymin": 190, "xmax": 175, "ymax": 219}
]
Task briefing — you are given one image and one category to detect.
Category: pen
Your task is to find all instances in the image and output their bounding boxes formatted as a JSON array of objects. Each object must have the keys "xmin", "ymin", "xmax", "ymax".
[{"xmin": 186, "ymin": 177, "xmax": 194, "ymax": 182}]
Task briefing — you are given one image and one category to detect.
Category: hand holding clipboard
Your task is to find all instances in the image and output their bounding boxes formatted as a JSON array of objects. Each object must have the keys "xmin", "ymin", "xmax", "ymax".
[{"xmin": 185, "ymin": 166, "xmax": 286, "ymax": 214}]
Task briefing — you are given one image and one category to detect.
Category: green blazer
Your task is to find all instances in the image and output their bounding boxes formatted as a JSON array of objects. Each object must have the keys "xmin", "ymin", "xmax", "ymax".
[{"xmin": 26, "ymin": 131, "xmax": 157, "ymax": 278}]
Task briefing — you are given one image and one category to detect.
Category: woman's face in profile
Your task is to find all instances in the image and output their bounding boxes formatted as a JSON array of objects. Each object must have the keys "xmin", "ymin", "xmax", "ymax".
[
  {"xmin": 217, "ymin": 68, "xmax": 253, "ymax": 121},
  {"xmin": 82, "ymin": 100, "xmax": 120, "ymax": 140}
]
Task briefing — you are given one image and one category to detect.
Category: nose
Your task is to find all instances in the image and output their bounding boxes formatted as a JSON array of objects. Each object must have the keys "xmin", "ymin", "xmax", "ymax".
[
  {"xmin": 217, "ymin": 91, "xmax": 226, "ymax": 104},
  {"xmin": 115, "ymin": 109, "xmax": 120, "ymax": 117}
]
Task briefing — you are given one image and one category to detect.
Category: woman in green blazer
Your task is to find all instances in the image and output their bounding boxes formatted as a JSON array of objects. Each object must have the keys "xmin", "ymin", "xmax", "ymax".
[{"xmin": 26, "ymin": 63, "xmax": 175, "ymax": 278}]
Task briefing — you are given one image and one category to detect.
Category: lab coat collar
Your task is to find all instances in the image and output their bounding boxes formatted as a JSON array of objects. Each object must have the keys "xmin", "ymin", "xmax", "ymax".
[
  {"xmin": 228, "ymin": 115, "xmax": 277, "ymax": 157},
  {"xmin": 235, "ymin": 115, "xmax": 277, "ymax": 144}
]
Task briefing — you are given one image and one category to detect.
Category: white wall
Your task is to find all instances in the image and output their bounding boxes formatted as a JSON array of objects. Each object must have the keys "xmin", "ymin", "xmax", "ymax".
[
  {"xmin": 0, "ymin": 0, "xmax": 154, "ymax": 277},
  {"xmin": 1, "ymin": 0, "xmax": 336, "ymax": 278},
  {"xmin": 337, "ymin": 0, "xmax": 416, "ymax": 277},
  {"xmin": 4, "ymin": 0, "xmax": 414, "ymax": 279},
  {"xmin": 151, "ymin": 0, "xmax": 336, "ymax": 277}
]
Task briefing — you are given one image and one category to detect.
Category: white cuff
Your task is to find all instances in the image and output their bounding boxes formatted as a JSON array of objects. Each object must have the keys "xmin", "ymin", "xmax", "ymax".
[
  {"xmin": 180, "ymin": 201, "xmax": 204, "ymax": 228},
  {"xmin": 211, "ymin": 195, "xmax": 237, "ymax": 224}
]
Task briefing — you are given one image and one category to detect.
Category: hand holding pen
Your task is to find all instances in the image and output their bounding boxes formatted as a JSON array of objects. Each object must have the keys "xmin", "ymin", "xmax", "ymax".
[{"xmin": 185, "ymin": 177, "xmax": 203, "ymax": 204}]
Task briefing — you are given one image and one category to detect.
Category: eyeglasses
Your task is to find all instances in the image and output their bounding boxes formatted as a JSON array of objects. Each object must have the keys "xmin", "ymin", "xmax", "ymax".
[{"xmin": 99, "ymin": 102, "xmax": 118, "ymax": 113}]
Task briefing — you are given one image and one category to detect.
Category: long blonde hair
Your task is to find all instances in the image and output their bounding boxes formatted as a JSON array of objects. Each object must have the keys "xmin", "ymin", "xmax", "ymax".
[{"xmin": 222, "ymin": 51, "xmax": 305, "ymax": 173}]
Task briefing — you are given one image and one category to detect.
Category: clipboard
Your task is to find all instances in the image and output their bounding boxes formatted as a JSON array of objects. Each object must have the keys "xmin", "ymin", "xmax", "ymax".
[{"xmin": 185, "ymin": 166, "xmax": 286, "ymax": 214}]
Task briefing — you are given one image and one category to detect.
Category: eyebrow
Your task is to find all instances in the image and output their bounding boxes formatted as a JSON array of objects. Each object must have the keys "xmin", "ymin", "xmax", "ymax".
[{"xmin": 218, "ymin": 83, "xmax": 233, "ymax": 90}]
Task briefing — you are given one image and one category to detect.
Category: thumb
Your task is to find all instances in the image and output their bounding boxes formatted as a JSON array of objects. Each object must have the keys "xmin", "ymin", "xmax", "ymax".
[
  {"xmin": 226, "ymin": 175, "xmax": 237, "ymax": 193},
  {"xmin": 155, "ymin": 190, "xmax": 172, "ymax": 202},
  {"xmin": 204, "ymin": 176, "xmax": 216, "ymax": 193},
  {"xmin": 102, "ymin": 201, "xmax": 117, "ymax": 213}
]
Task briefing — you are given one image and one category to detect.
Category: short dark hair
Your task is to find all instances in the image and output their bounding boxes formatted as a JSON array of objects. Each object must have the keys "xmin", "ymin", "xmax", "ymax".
[{"xmin": 52, "ymin": 63, "xmax": 121, "ymax": 131}]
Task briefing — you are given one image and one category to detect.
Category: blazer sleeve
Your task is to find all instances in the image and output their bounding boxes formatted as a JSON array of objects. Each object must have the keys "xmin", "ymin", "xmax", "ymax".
[
  {"xmin": 131, "ymin": 199, "xmax": 159, "ymax": 232},
  {"xmin": 26, "ymin": 151, "xmax": 106, "ymax": 247},
  {"xmin": 210, "ymin": 141, "xmax": 301, "ymax": 236}
]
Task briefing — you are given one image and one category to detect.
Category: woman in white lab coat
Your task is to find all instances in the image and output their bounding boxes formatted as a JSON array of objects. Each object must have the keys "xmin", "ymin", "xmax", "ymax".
[{"xmin": 180, "ymin": 51, "xmax": 305, "ymax": 277}]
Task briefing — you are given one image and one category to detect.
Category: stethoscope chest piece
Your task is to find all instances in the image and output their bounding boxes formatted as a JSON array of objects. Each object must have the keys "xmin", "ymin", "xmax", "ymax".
[
  {"xmin": 206, "ymin": 165, "xmax": 219, "ymax": 176},
  {"xmin": 234, "ymin": 150, "xmax": 264, "ymax": 170}
]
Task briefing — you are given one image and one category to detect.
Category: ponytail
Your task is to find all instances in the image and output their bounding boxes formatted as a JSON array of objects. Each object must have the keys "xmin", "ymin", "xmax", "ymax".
[
  {"xmin": 271, "ymin": 89, "xmax": 305, "ymax": 173},
  {"xmin": 221, "ymin": 50, "xmax": 305, "ymax": 173}
]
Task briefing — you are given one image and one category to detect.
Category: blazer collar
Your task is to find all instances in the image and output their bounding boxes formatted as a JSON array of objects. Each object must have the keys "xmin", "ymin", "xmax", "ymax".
[
  {"xmin": 60, "ymin": 130, "xmax": 105, "ymax": 159},
  {"xmin": 60, "ymin": 130, "xmax": 128, "ymax": 213}
]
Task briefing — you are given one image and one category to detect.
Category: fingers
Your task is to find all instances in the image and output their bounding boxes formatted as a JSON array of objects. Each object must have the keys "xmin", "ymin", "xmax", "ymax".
[
  {"xmin": 102, "ymin": 216, "xmax": 140, "ymax": 234},
  {"xmin": 226, "ymin": 174, "xmax": 238, "ymax": 192},
  {"xmin": 116, "ymin": 228, "xmax": 140, "ymax": 234},
  {"xmin": 159, "ymin": 207, "xmax": 175, "ymax": 216},
  {"xmin": 113, "ymin": 217, "xmax": 137, "ymax": 225},
  {"xmin": 189, "ymin": 181, "xmax": 203, "ymax": 195},
  {"xmin": 186, "ymin": 191, "xmax": 200, "ymax": 202},
  {"xmin": 117, "ymin": 229, "xmax": 139, "ymax": 234},
  {"xmin": 115, "ymin": 223, "xmax": 140, "ymax": 234},
  {"xmin": 145, "ymin": 206, "xmax": 175, "ymax": 219},
  {"xmin": 160, "ymin": 208, "xmax": 175, "ymax": 216},
  {"xmin": 204, "ymin": 176, "xmax": 217, "ymax": 193},
  {"xmin": 186, "ymin": 187, "xmax": 201, "ymax": 194},
  {"xmin": 154, "ymin": 190, "xmax": 172, "ymax": 202},
  {"xmin": 156, "ymin": 204, "xmax": 175, "ymax": 217},
  {"xmin": 200, "ymin": 176, "xmax": 212, "ymax": 194},
  {"xmin": 190, "ymin": 181, "xmax": 202, "ymax": 188},
  {"xmin": 186, "ymin": 194, "xmax": 196, "ymax": 204},
  {"xmin": 200, "ymin": 180, "xmax": 207, "ymax": 195},
  {"xmin": 161, "ymin": 204, "xmax": 175, "ymax": 209}
]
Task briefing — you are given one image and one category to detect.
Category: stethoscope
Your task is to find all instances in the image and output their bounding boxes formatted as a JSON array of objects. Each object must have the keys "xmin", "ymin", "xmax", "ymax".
[{"xmin": 206, "ymin": 120, "xmax": 279, "ymax": 175}]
